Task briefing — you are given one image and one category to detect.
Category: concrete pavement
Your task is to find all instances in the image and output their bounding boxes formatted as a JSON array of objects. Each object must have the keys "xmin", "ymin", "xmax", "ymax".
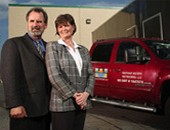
[
  {"xmin": 0, "ymin": 107, "xmax": 9, "ymax": 130},
  {"xmin": 0, "ymin": 84, "xmax": 163, "ymax": 130},
  {"xmin": 0, "ymin": 105, "xmax": 119, "ymax": 130},
  {"xmin": 0, "ymin": 84, "xmax": 117, "ymax": 130},
  {"xmin": 0, "ymin": 105, "xmax": 157, "ymax": 130}
]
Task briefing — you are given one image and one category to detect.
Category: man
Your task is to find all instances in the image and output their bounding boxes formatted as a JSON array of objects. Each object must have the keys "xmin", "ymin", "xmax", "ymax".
[{"xmin": 0, "ymin": 7, "xmax": 51, "ymax": 130}]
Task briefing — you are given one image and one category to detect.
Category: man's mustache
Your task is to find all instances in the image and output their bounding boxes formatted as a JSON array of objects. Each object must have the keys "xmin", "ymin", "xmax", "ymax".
[{"xmin": 31, "ymin": 26, "xmax": 40, "ymax": 30}]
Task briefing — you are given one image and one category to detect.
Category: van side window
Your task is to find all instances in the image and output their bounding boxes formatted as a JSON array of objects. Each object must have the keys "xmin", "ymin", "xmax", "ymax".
[
  {"xmin": 116, "ymin": 42, "xmax": 150, "ymax": 63},
  {"xmin": 91, "ymin": 43, "xmax": 114, "ymax": 62}
]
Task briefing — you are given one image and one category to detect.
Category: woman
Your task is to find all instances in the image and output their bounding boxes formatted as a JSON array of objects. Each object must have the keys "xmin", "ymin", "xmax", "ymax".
[{"xmin": 45, "ymin": 14, "xmax": 94, "ymax": 130}]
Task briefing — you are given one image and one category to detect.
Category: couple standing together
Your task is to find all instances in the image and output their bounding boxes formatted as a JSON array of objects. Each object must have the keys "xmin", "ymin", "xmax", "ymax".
[{"xmin": 0, "ymin": 7, "xmax": 94, "ymax": 130}]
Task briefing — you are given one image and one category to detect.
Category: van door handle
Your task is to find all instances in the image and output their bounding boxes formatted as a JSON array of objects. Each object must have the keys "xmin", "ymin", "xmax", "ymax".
[{"xmin": 114, "ymin": 68, "xmax": 122, "ymax": 72}]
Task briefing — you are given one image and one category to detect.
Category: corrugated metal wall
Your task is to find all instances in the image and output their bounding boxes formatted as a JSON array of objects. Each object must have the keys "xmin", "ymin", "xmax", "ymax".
[{"xmin": 92, "ymin": 0, "xmax": 170, "ymax": 42}]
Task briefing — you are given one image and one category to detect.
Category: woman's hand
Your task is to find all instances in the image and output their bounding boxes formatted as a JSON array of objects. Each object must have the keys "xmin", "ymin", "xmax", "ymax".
[{"xmin": 73, "ymin": 92, "xmax": 89, "ymax": 109}]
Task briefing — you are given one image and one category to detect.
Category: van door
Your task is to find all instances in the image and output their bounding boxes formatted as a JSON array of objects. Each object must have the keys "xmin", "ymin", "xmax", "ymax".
[
  {"xmin": 110, "ymin": 41, "xmax": 154, "ymax": 102},
  {"xmin": 91, "ymin": 42, "xmax": 114, "ymax": 97}
]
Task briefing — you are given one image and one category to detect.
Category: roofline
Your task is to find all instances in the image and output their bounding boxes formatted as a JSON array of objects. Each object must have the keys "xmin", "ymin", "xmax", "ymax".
[{"xmin": 9, "ymin": 3, "xmax": 122, "ymax": 10}]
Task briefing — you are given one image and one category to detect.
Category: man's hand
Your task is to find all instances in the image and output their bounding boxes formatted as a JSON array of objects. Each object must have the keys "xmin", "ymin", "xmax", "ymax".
[{"xmin": 10, "ymin": 106, "xmax": 27, "ymax": 118}]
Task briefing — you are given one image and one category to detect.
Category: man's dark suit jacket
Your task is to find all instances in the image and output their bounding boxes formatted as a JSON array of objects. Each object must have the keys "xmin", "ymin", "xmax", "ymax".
[{"xmin": 0, "ymin": 34, "xmax": 51, "ymax": 117}]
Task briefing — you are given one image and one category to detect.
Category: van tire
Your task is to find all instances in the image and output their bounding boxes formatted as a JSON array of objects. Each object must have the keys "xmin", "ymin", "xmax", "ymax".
[{"xmin": 165, "ymin": 97, "xmax": 170, "ymax": 119}]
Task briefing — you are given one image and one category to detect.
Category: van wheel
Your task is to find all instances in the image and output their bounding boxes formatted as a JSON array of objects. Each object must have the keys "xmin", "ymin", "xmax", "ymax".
[{"xmin": 165, "ymin": 97, "xmax": 170, "ymax": 119}]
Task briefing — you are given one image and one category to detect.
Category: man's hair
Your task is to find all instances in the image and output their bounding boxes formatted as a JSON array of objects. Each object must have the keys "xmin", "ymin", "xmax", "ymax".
[{"xmin": 26, "ymin": 7, "xmax": 48, "ymax": 24}]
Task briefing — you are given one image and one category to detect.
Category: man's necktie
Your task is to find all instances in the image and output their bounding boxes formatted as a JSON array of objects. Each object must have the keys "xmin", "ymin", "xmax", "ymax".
[{"xmin": 37, "ymin": 42, "xmax": 44, "ymax": 58}]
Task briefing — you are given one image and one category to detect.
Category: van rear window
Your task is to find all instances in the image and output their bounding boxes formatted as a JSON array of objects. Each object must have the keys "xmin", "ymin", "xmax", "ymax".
[{"xmin": 91, "ymin": 43, "xmax": 114, "ymax": 62}]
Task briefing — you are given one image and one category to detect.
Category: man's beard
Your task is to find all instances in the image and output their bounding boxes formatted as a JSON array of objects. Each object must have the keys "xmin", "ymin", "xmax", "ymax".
[
  {"xmin": 30, "ymin": 26, "xmax": 43, "ymax": 36},
  {"xmin": 31, "ymin": 31, "xmax": 43, "ymax": 36}
]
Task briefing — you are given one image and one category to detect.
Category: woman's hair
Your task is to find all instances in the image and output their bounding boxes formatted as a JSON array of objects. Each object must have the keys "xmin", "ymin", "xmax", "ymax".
[{"xmin": 54, "ymin": 14, "xmax": 77, "ymax": 35}]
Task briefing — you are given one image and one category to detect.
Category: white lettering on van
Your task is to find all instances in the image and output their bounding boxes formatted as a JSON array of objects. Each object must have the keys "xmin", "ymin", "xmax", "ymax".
[{"xmin": 117, "ymin": 71, "xmax": 144, "ymax": 85}]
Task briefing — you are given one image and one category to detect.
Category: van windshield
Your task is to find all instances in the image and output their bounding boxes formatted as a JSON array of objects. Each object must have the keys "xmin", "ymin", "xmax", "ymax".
[{"xmin": 144, "ymin": 40, "xmax": 170, "ymax": 59}]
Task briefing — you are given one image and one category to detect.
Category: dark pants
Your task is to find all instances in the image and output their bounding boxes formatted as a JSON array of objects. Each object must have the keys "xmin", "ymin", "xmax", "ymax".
[
  {"xmin": 51, "ymin": 110, "xmax": 86, "ymax": 130},
  {"xmin": 10, "ymin": 113, "xmax": 51, "ymax": 130}
]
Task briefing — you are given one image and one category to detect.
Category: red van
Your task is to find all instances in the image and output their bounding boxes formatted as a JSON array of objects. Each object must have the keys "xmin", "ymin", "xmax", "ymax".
[{"xmin": 90, "ymin": 38, "xmax": 170, "ymax": 117}]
